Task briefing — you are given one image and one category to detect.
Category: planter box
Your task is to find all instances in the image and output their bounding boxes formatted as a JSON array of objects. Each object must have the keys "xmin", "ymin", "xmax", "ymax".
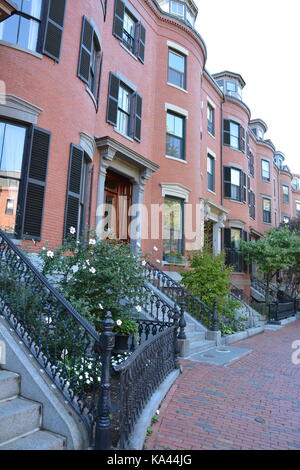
[{"xmin": 163, "ymin": 255, "xmax": 186, "ymax": 266}]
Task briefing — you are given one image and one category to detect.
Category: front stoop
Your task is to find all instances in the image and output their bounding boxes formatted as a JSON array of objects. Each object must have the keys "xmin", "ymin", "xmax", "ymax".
[{"xmin": 0, "ymin": 370, "xmax": 65, "ymax": 450}]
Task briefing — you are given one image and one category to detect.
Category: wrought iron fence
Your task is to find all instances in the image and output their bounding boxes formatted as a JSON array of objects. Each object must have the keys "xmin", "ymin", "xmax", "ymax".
[
  {"xmin": 143, "ymin": 261, "xmax": 218, "ymax": 331},
  {"xmin": 114, "ymin": 325, "xmax": 179, "ymax": 449},
  {"xmin": 0, "ymin": 230, "xmax": 181, "ymax": 450}
]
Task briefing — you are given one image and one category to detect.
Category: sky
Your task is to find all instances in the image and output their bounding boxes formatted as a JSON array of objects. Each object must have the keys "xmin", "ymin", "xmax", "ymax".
[{"xmin": 195, "ymin": 0, "xmax": 300, "ymax": 174}]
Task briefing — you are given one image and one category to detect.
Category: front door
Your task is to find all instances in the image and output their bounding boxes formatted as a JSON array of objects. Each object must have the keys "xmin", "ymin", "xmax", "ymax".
[{"xmin": 104, "ymin": 170, "xmax": 132, "ymax": 241}]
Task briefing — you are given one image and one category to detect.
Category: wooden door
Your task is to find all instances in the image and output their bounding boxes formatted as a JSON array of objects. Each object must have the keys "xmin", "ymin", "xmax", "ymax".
[{"xmin": 104, "ymin": 170, "xmax": 132, "ymax": 241}]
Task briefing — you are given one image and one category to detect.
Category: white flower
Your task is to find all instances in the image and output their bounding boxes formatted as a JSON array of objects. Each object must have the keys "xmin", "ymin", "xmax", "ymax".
[
  {"xmin": 45, "ymin": 316, "xmax": 52, "ymax": 324},
  {"xmin": 72, "ymin": 265, "xmax": 79, "ymax": 273},
  {"xmin": 89, "ymin": 267, "xmax": 96, "ymax": 274},
  {"xmin": 136, "ymin": 305, "xmax": 142, "ymax": 313},
  {"xmin": 42, "ymin": 247, "xmax": 46, "ymax": 251},
  {"xmin": 70, "ymin": 226, "xmax": 76, "ymax": 235},
  {"xmin": 47, "ymin": 250, "xmax": 54, "ymax": 258},
  {"xmin": 142, "ymin": 260, "xmax": 147, "ymax": 266},
  {"xmin": 153, "ymin": 246, "xmax": 158, "ymax": 252},
  {"xmin": 86, "ymin": 259, "xmax": 90, "ymax": 266},
  {"xmin": 116, "ymin": 319, "xmax": 122, "ymax": 326},
  {"xmin": 156, "ymin": 410, "xmax": 160, "ymax": 415},
  {"xmin": 156, "ymin": 259, "xmax": 161, "ymax": 264},
  {"xmin": 89, "ymin": 238, "xmax": 96, "ymax": 246},
  {"xmin": 99, "ymin": 303, "xmax": 104, "ymax": 310},
  {"xmin": 136, "ymin": 242, "xmax": 141, "ymax": 248},
  {"xmin": 61, "ymin": 349, "xmax": 68, "ymax": 359}
]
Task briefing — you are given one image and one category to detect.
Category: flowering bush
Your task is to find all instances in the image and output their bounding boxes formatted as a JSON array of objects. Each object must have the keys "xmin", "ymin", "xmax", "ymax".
[
  {"xmin": 39, "ymin": 228, "xmax": 146, "ymax": 329},
  {"xmin": 114, "ymin": 318, "xmax": 139, "ymax": 335}
]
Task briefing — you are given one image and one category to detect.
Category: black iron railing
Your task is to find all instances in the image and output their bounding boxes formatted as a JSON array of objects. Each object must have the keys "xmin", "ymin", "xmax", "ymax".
[
  {"xmin": 0, "ymin": 230, "xmax": 181, "ymax": 450},
  {"xmin": 114, "ymin": 326, "xmax": 179, "ymax": 449},
  {"xmin": 143, "ymin": 261, "xmax": 218, "ymax": 331},
  {"xmin": 0, "ymin": 229, "xmax": 115, "ymax": 448},
  {"xmin": 228, "ymin": 290, "xmax": 254, "ymax": 328},
  {"xmin": 251, "ymin": 277, "xmax": 277, "ymax": 300}
]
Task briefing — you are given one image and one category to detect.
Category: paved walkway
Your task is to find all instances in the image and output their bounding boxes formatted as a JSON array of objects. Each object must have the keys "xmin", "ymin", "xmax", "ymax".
[{"xmin": 146, "ymin": 320, "xmax": 300, "ymax": 450}]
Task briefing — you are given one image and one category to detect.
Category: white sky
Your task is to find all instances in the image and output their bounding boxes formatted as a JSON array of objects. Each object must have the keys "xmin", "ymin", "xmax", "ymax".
[{"xmin": 195, "ymin": 0, "xmax": 300, "ymax": 174}]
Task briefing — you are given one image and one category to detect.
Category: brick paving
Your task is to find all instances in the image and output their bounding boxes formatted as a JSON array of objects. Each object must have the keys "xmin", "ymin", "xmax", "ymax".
[{"xmin": 145, "ymin": 320, "xmax": 300, "ymax": 450}]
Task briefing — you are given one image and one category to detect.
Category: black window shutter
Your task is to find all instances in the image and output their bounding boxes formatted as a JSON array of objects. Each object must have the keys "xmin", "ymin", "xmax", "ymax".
[
  {"xmin": 106, "ymin": 72, "xmax": 120, "ymax": 126},
  {"xmin": 239, "ymin": 126, "xmax": 245, "ymax": 152},
  {"xmin": 223, "ymin": 119, "xmax": 230, "ymax": 145},
  {"xmin": 242, "ymin": 172, "xmax": 247, "ymax": 202},
  {"xmin": 78, "ymin": 17, "xmax": 94, "ymax": 85},
  {"xmin": 22, "ymin": 127, "xmax": 51, "ymax": 239},
  {"xmin": 133, "ymin": 93, "xmax": 142, "ymax": 141},
  {"xmin": 137, "ymin": 23, "xmax": 146, "ymax": 63},
  {"xmin": 113, "ymin": 0, "xmax": 125, "ymax": 40},
  {"xmin": 64, "ymin": 144, "xmax": 84, "ymax": 239},
  {"xmin": 247, "ymin": 175, "xmax": 251, "ymax": 205},
  {"xmin": 42, "ymin": 0, "xmax": 66, "ymax": 62},
  {"xmin": 224, "ymin": 166, "xmax": 231, "ymax": 198}
]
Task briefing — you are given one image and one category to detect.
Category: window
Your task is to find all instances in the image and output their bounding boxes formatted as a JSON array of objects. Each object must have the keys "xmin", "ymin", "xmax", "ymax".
[
  {"xmin": 163, "ymin": 196, "xmax": 184, "ymax": 262},
  {"xmin": 224, "ymin": 227, "xmax": 248, "ymax": 272},
  {"xmin": 207, "ymin": 103, "xmax": 215, "ymax": 136},
  {"xmin": 263, "ymin": 198, "xmax": 271, "ymax": 223},
  {"xmin": 261, "ymin": 159, "xmax": 270, "ymax": 181},
  {"xmin": 5, "ymin": 199, "xmax": 14, "ymax": 215},
  {"xmin": 107, "ymin": 73, "xmax": 142, "ymax": 141},
  {"xmin": 224, "ymin": 167, "xmax": 247, "ymax": 202},
  {"xmin": 0, "ymin": 0, "xmax": 66, "ymax": 61},
  {"xmin": 296, "ymin": 202, "xmax": 300, "ymax": 217},
  {"xmin": 207, "ymin": 155, "xmax": 215, "ymax": 192},
  {"xmin": 282, "ymin": 185, "xmax": 289, "ymax": 204},
  {"xmin": 113, "ymin": 0, "xmax": 146, "ymax": 63},
  {"xmin": 292, "ymin": 177, "xmax": 300, "ymax": 190},
  {"xmin": 78, "ymin": 18, "xmax": 103, "ymax": 103},
  {"xmin": 166, "ymin": 111, "xmax": 185, "ymax": 160},
  {"xmin": 161, "ymin": 1, "xmax": 196, "ymax": 27},
  {"xmin": 223, "ymin": 119, "xmax": 245, "ymax": 152},
  {"xmin": 122, "ymin": 10, "xmax": 136, "ymax": 53},
  {"xmin": 168, "ymin": 49, "xmax": 186, "ymax": 89},
  {"xmin": 116, "ymin": 84, "xmax": 132, "ymax": 136},
  {"xmin": 226, "ymin": 81, "xmax": 242, "ymax": 100},
  {"xmin": 0, "ymin": 120, "xmax": 50, "ymax": 239}
]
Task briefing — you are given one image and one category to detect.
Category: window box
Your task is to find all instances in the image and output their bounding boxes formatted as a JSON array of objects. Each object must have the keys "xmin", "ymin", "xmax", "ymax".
[{"xmin": 163, "ymin": 252, "xmax": 186, "ymax": 265}]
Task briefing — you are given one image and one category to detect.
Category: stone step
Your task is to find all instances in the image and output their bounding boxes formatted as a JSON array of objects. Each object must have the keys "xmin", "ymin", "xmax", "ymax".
[
  {"xmin": 186, "ymin": 331, "xmax": 206, "ymax": 342},
  {"xmin": 0, "ymin": 397, "xmax": 41, "ymax": 445},
  {"xmin": 0, "ymin": 430, "xmax": 66, "ymax": 450},
  {"xmin": 188, "ymin": 340, "xmax": 216, "ymax": 356},
  {"xmin": 0, "ymin": 370, "xmax": 20, "ymax": 402}
]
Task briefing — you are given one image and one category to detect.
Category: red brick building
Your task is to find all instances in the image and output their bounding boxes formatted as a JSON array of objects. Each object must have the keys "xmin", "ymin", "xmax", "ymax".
[{"xmin": 0, "ymin": 0, "xmax": 298, "ymax": 293}]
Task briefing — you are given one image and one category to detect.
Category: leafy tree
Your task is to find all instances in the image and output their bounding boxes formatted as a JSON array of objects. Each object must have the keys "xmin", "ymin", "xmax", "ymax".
[{"xmin": 239, "ymin": 227, "xmax": 300, "ymax": 304}]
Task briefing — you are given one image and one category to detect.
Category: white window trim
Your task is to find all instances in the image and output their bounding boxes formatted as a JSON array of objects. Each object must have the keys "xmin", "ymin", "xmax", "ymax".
[
  {"xmin": 167, "ymin": 40, "xmax": 188, "ymax": 56},
  {"xmin": 165, "ymin": 155, "xmax": 187, "ymax": 164},
  {"xmin": 0, "ymin": 40, "xmax": 43, "ymax": 59},
  {"xmin": 207, "ymin": 97, "xmax": 216, "ymax": 109},
  {"xmin": 160, "ymin": 183, "xmax": 191, "ymax": 202},
  {"xmin": 167, "ymin": 82, "xmax": 188, "ymax": 93},
  {"xmin": 0, "ymin": 94, "xmax": 42, "ymax": 124},
  {"xmin": 165, "ymin": 103, "xmax": 188, "ymax": 118},
  {"xmin": 207, "ymin": 148, "xmax": 216, "ymax": 158}
]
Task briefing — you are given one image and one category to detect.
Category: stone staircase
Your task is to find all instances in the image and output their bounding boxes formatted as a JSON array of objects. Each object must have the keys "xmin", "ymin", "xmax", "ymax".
[
  {"xmin": 184, "ymin": 319, "xmax": 216, "ymax": 357},
  {"xmin": 0, "ymin": 369, "xmax": 66, "ymax": 450}
]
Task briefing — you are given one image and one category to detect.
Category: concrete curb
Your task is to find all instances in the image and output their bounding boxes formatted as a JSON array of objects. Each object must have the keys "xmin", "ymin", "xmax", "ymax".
[
  {"xmin": 222, "ymin": 326, "xmax": 265, "ymax": 346},
  {"xmin": 128, "ymin": 369, "xmax": 180, "ymax": 450}
]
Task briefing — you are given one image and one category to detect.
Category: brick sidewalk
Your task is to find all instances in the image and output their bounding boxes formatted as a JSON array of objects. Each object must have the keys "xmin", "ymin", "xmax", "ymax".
[{"xmin": 145, "ymin": 320, "xmax": 300, "ymax": 450}]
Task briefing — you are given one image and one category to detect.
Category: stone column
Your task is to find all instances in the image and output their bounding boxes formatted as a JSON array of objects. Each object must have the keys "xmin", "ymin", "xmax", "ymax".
[
  {"xmin": 95, "ymin": 147, "xmax": 116, "ymax": 238},
  {"xmin": 130, "ymin": 169, "xmax": 152, "ymax": 252},
  {"xmin": 213, "ymin": 214, "xmax": 226, "ymax": 254}
]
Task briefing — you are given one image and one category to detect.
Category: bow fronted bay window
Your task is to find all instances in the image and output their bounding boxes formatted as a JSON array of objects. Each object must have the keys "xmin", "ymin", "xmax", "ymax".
[
  {"xmin": 223, "ymin": 119, "xmax": 245, "ymax": 152},
  {"xmin": 224, "ymin": 167, "xmax": 247, "ymax": 202},
  {"xmin": 166, "ymin": 111, "xmax": 185, "ymax": 160},
  {"xmin": 113, "ymin": 0, "xmax": 146, "ymax": 62},
  {"xmin": 282, "ymin": 185, "xmax": 289, "ymax": 204},
  {"xmin": 0, "ymin": 0, "xmax": 66, "ymax": 60},
  {"xmin": 263, "ymin": 198, "xmax": 271, "ymax": 224},
  {"xmin": 207, "ymin": 154, "xmax": 215, "ymax": 192},
  {"xmin": 168, "ymin": 49, "xmax": 186, "ymax": 89},
  {"xmin": 0, "ymin": 119, "xmax": 51, "ymax": 240},
  {"xmin": 106, "ymin": 72, "xmax": 142, "ymax": 142},
  {"xmin": 261, "ymin": 159, "xmax": 270, "ymax": 181},
  {"xmin": 207, "ymin": 103, "xmax": 215, "ymax": 136}
]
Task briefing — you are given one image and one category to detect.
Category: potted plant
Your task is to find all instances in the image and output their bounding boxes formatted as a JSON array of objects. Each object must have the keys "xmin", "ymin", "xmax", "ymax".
[
  {"xmin": 164, "ymin": 251, "xmax": 186, "ymax": 265},
  {"xmin": 113, "ymin": 317, "xmax": 139, "ymax": 354}
]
